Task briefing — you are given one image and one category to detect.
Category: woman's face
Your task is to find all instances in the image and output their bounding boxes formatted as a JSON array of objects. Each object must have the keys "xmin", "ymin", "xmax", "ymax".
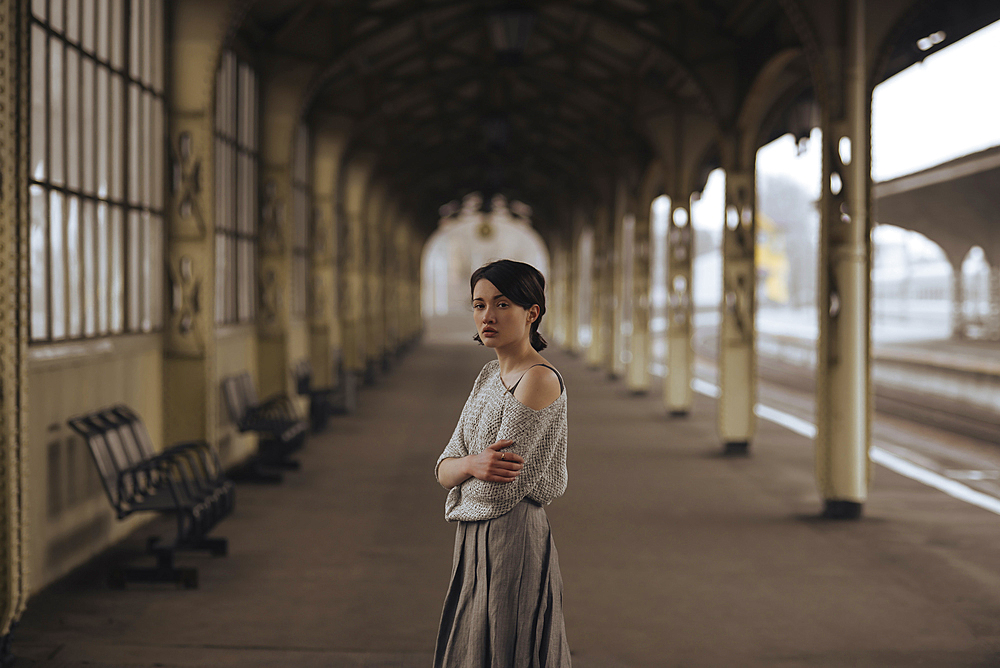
[{"xmin": 472, "ymin": 278, "xmax": 537, "ymax": 349}]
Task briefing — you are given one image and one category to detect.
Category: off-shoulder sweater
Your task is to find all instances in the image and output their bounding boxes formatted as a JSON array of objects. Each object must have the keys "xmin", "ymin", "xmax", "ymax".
[{"xmin": 435, "ymin": 360, "xmax": 568, "ymax": 522}]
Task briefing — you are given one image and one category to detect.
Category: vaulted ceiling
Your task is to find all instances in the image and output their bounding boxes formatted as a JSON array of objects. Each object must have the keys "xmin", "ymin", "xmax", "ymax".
[{"xmin": 236, "ymin": 0, "xmax": 1000, "ymax": 234}]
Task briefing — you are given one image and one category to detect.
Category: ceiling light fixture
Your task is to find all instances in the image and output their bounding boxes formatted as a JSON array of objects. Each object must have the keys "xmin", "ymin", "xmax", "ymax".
[
  {"xmin": 916, "ymin": 30, "xmax": 946, "ymax": 52},
  {"xmin": 487, "ymin": 7, "xmax": 535, "ymax": 65}
]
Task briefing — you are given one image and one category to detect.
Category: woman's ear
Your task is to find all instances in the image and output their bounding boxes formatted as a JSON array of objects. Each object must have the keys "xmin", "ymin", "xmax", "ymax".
[{"xmin": 528, "ymin": 304, "xmax": 540, "ymax": 322}]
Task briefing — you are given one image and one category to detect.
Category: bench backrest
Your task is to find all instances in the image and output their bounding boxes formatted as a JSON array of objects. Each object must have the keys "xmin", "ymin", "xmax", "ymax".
[
  {"xmin": 222, "ymin": 372, "xmax": 260, "ymax": 427},
  {"xmin": 292, "ymin": 360, "xmax": 312, "ymax": 395},
  {"xmin": 67, "ymin": 412, "xmax": 138, "ymax": 509}
]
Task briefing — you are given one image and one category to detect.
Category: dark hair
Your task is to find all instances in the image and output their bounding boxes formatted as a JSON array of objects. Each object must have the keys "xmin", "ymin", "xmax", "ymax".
[{"xmin": 470, "ymin": 259, "xmax": 548, "ymax": 351}]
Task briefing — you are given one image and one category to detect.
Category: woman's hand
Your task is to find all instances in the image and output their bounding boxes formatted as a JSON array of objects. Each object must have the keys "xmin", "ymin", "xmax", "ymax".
[
  {"xmin": 437, "ymin": 440, "xmax": 524, "ymax": 489},
  {"xmin": 467, "ymin": 439, "xmax": 524, "ymax": 483}
]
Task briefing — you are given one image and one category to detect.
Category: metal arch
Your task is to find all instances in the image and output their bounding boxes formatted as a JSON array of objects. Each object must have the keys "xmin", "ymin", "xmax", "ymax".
[{"xmin": 281, "ymin": 0, "xmax": 728, "ymax": 124}]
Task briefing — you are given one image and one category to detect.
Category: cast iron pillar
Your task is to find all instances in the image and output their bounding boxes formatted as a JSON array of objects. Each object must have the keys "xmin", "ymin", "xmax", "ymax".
[
  {"xmin": 815, "ymin": 0, "xmax": 873, "ymax": 519},
  {"xmin": 950, "ymin": 259, "xmax": 966, "ymax": 340},
  {"xmin": 719, "ymin": 163, "xmax": 757, "ymax": 455},
  {"xmin": 665, "ymin": 197, "xmax": 695, "ymax": 415},
  {"xmin": 627, "ymin": 200, "xmax": 653, "ymax": 393}
]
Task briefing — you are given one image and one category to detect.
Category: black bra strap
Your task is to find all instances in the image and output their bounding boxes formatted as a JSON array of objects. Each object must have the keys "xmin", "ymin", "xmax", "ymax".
[{"xmin": 509, "ymin": 364, "xmax": 564, "ymax": 394}]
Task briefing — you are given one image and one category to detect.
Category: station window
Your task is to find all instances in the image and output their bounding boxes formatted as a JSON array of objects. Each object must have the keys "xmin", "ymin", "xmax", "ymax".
[
  {"xmin": 29, "ymin": 0, "xmax": 166, "ymax": 342},
  {"xmin": 214, "ymin": 50, "xmax": 258, "ymax": 325},
  {"xmin": 291, "ymin": 124, "xmax": 311, "ymax": 319}
]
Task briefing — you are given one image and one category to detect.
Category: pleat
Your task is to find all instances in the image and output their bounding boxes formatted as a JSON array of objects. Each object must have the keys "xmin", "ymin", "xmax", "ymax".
[{"xmin": 434, "ymin": 500, "xmax": 571, "ymax": 668}]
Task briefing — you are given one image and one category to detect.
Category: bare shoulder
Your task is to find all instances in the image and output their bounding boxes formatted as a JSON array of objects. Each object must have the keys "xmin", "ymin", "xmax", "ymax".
[{"xmin": 513, "ymin": 364, "xmax": 563, "ymax": 411}]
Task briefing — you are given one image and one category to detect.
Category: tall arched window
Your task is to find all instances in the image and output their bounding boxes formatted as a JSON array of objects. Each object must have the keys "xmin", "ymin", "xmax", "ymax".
[
  {"xmin": 214, "ymin": 50, "xmax": 258, "ymax": 325},
  {"xmin": 29, "ymin": 0, "xmax": 166, "ymax": 341}
]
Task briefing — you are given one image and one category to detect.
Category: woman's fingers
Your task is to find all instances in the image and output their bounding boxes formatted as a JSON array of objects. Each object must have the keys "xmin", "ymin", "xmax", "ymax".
[{"xmin": 487, "ymin": 439, "xmax": 515, "ymax": 451}]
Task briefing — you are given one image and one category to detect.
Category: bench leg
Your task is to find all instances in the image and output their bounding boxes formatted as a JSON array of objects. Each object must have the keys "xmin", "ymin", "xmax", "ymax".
[
  {"xmin": 262, "ymin": 457, "xmax": 300, "ymax": 470},
  {"xmin": 185, "ymin": 536, "xmax": 228, "ymax": 557},
  {"xmin": 109, "ymin": 547, "xmax": 198, "ymax": 589},
  {"xmin": 228, "ymin": 459, "xmax": 284, "ymax": 484}
]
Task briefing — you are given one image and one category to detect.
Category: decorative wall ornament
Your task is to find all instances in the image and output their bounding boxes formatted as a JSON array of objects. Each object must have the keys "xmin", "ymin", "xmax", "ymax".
[
  {"xmin": 259, "ymin": 268, "xmax": 280, "ymax": 324},
  {"xmin": 312, "ymin": 277, "xmax": 327, "ymax": 320},
  {"xmin": 312, "ymin": 208, "xmax": 328, "ymax": 255},
  {"xmin": 168, "ymin": 254, "xmax": 204, "ymax": 355},
  {"xmin": 260, "ymin": 180, "xmax": 285, "ymax": 253},
  {"xmin": 171, "ymin": 131, "xmax": 205, "ymax": 238}
]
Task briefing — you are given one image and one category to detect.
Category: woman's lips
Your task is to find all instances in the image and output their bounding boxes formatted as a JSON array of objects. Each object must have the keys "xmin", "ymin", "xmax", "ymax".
[{"xmin": 482, "ymin": 329, "xmax": 497, "ymax": 337}]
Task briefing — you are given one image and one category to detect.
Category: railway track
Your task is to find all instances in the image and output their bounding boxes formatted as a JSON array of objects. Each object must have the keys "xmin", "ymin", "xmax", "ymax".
[{"xmin": 693, "ymin": 331, "xmax": 1000, "ymax": 446}]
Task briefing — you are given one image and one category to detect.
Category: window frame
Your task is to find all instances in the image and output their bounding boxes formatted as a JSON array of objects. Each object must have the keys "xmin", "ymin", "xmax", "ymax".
[{"xmin": 28, "ymin": 0, "xmax": 167, "ymax": 343}]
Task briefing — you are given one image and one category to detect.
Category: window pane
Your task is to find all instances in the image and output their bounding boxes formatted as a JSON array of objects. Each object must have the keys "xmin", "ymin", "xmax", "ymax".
[
  {"xmin": 110, "ymin": 73, "xmax": 123, "ymax": 200},
  {"xmin": 149, "ymin": 214, "xmax": 163, "ymax": 329},
  {"xmin": 242, "ymin": 239, "xmax": 256, "ymax": 320},
  {"xmin": 236, "ymin": 151, "xmax": 246, "ymax": 234},
  {"xmin": 228, "ymin": 235, "xmax": 237, "ymax": 322},
  {"xmin": 82, "ymin": 1, "xmax": 95, "ymax": 52},
  {"xmin": 152, "ymin": 0, "xmax": 163, "ymax": 90},
  {"xmin": 49, "ymin": 38, "xmax": 64, "ymax": 186},
  {"xmin": 247, "ymin": 156, "xmax": 258, "ymax": 236},
  {"xmin": 128, "ymin": 0, "xmax": 140, "ymax": 80},
  {"xmin": 127, "ymin": 83, "xmax": 139, "ymax": 204},
  {"xmin": 238, "ymin": 238, "xmax": 249, "ymax": 321},
  {"xmin": 142, "ymin": 0, "xmax": 152, "ymax": 85},
  {"xmin": 141, "ymin": 211, "xmax": 152, "ymax": 331},
  {"xmin": 51, "ymin": 0, "xmax": 64, "ymax": 33},
  {"xmin": 32, "ymin": 0, "xmax": 46, "ymax": 21},
  {"xmin": 96, "ymin": 0, "xmax": 109, "ymax": 61},
  {"xmin": 67, "ymin": 0, "xmax": 80, "ymax": 42},
  {"xmin": 142, "ymin": 90, "xmax": 152, "ymax": 205},
  {"xmin": 127, "ymin": 209, "xmax": 140, "ymax": 330},
  {"xmin": 83, "ymin": 200, "xmax": 96, "ymax": 336},
  {"xmin": 65, "ymin": 47, "xmax": 80, "ymax": 191},
  {"xmin": 247, "ymin": 66, "xmax": 256, "ymax": 149},
  {"xmin": 97, "ymin": 201, "xmax": 108, "ymax": 333},
  {"xmin": 96, "ymin": 66, "xmax": 108, "ymax": 197},
  {"xmin": 30, "ymin": 185, "xmax": 48, "ymax": 340},
  {"xmin": 81, "ymin": 58, "xmax": 95, "ymax": 194},
  {"xmin": 214, "ymin": 232, "xmax": 225, "ymax": 324},
  {"xmin": 109, "ymin": 205, "xmax": 123, "ymax": 332},
  {"xmin": 110, "ymin": 0, "xmax": 124, "ymax": 70},
  {"xmin": 50, "ymin": 191, "xmax": 65, "ymax": 339},
  {"xmin": 67, "ymin": 196, "xmax": 82, "ymax": 337},
  {"xmin": 30, "ymin": 25, "xmax": 47, "ymax": 181}
]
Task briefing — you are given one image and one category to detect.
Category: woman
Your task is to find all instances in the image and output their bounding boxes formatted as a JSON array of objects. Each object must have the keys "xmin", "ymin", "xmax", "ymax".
[{"xmin": 434, "ymin": 259, "xmax": 571, "ymax": 667}]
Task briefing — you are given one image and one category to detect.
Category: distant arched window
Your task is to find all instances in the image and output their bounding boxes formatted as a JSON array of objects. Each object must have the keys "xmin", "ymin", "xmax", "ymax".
[{"xmin": 421, "ymin": 193, "xmax": 548, "ymax": 319}]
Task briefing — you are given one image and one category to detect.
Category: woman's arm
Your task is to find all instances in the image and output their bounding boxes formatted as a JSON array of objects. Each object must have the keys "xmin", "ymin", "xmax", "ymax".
[{"xmin": 437, "ymin": 440, "xmax": 524, "ymax": 489}]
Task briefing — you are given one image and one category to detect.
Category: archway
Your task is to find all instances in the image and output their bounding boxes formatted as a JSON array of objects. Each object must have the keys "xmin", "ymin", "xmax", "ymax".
[{"xmin": 421, "ymin": 193, "xmax": 549, "ymax": 343}]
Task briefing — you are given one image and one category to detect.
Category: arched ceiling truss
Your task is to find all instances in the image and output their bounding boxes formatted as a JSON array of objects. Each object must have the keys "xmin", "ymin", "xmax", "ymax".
[{"xmin": 236, "ymin": 0, "xmax": 1000, "ymax": 235}]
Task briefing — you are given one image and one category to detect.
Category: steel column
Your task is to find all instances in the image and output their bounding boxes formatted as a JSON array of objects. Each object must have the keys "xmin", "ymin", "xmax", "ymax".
[
  {"xmin": 719, "ymin": 168, "xmax": 757, "ymax": 454},
  {"xmin": 815, "ymin": 0, "xmax": 873, "ymax": 519},
  {"xmin": 951, "ymin": 260, "xmax": 966, "ymax": 340},
  {"xmin": 627, "ymin": 202, "xmax": 653, "ymax": 393},
  {"xmin": 665, "ymin": 199, "xmax": 694, "ymax": 414}
]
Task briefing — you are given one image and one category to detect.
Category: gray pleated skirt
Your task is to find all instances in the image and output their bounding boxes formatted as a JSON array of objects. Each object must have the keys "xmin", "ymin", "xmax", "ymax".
[{"xmin": 434, "ymin": 499, "xmax": 571, "ymax": 667}]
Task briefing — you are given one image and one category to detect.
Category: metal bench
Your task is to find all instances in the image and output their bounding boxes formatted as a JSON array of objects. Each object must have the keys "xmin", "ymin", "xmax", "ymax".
[
  {"xmin": 221, "ymin": 372, "xmax": 308, "ymax": 479},
  {"xmin": 66, "ymin": 406, "xmax": 233, "ymax": 589},
  {"xmin": 292, "ymin": 358, "xmax": 356, "ymax": 431}
]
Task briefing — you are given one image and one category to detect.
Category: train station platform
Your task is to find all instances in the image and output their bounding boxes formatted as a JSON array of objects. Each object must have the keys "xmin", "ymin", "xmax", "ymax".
[{"xmin": 13, "ymin": 339, "xmax": 1000, "ymax": 668}]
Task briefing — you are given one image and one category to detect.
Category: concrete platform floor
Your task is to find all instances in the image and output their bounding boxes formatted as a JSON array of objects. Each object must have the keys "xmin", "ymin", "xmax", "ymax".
[{"xmin": 14, "ymin": 340, "xmax": 1000, "ymax": 667}]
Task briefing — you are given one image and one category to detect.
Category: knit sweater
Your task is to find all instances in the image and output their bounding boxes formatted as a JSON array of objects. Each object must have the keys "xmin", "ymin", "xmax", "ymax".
[{"xmin": 435, "ymin": 360, "xmax": 568, "ymax": 522}]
